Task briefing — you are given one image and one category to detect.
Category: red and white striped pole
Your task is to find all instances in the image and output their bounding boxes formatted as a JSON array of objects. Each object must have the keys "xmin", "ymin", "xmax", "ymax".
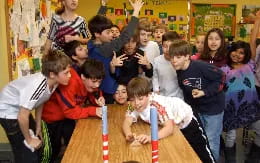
[
  {"xmin": 102, "ymin": 106, "xmax": 109, "ymax": 163},
  {"xmin": 150, "ymin": 107, "xmax": 159, "ymax": 163}
]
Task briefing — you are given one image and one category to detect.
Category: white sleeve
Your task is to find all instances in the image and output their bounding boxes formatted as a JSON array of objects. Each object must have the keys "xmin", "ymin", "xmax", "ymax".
[
  {"xmin": 19, "ymin": 79, "xmax": 47, "ymax": 110},
  {"xmin": 165, "ymin": 97, "xmax": 193, "ymax": 128}
]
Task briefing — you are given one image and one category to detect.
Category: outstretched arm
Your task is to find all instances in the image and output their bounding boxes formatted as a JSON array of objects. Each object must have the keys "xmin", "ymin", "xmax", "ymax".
[
  {"xmin": 250, "ymin": 10, "xmax": 260, "ymax": 60},
  {"xmin": 122, "ymin": 116, "xmax": 135, "ymax": 141},
  {"xmin": 136, "ymin": 119, "xmax": 174, "ymax": 144}
]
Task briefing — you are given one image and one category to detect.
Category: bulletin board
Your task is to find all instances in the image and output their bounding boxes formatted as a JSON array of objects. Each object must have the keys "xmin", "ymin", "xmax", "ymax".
[
  {"xmin": 106, "ymin": 0, "xmax": 188, "ymax": 38},
  {"xmin": 7, "ymin": 0, "xmax": 59, "ymax": 79},
  {"xmin": 191, "ymin": 4, "xmax": 236, "ymax": 37}
]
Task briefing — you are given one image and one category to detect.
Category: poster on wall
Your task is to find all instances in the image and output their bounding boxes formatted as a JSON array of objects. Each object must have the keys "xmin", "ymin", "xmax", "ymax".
[
  {"xmin": 242, "ymin": 5, "xmax": 260, "ymax": 24},
  {"xmin": 191, "ymin": 4, "xmax": 236, "ymax": 37},
  {"xmin": 106, "ymin": 0, "xmax": 188, "ymax": 37}
]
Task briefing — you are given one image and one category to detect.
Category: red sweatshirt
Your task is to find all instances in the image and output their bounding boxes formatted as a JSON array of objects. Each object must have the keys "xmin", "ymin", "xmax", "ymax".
[{"xmin": 42, "ymin": 68, "xmax": 102, "ymax": 123}]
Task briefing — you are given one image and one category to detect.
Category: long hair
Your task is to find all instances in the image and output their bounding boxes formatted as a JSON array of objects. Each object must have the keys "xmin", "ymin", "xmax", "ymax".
[
  {"xmin": 201, "ymin": 28, "xmax": 226, "ymax": 61},
  {"xmin": 226, "ymin": 41, "xmax": 251, "ymax": 68}
]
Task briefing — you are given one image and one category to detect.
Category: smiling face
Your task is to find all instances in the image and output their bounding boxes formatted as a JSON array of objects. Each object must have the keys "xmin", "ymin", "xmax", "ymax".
[
  {"xmin": 230, "ymin": 48, "xmax": 245, "ymax": 64},
  {"xmin": 114, "ymin": 85, "xmax": 128, "ymax": 105}
]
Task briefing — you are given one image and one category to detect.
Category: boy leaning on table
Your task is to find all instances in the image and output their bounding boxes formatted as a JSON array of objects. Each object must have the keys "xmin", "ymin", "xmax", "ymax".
[{"xmin": 122, "ymin": 77, "xmax": 216, "ymax": 163}]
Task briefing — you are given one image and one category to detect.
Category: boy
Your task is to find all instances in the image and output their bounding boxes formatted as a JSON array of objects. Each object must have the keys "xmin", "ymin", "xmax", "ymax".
[
  {"xmin": 152, "ymin": 31, "xmax": 183, "ymax": 98},
  {"xmin": 111, "ymin": 24, "xmax": 121, "ymax": 39},
  {"xmin": 153, "ymin": 23, "xmax": 169, "ymax": 55},
  {"xmin": 0, "ymin": 50, "xmax": 72, "ymax": 163},
  {"xmin": 87, "ymin": 0, "xmax": 143, "ymax": 104},
  {"xmin": 63, "ymin": 40, "xmax": 88, "ymax": 74},
  {"xmin": 123, "ymin": 77, "xmax": 215, "ymax": 163},
  {"xmin": 169, "ymin": 40, "xmax": 225, "ymax": 161},
  {"xmin": 138, "ymin": 19, "xmax": 160, "ymax": 63},
  {"xmin": 42, "ymin": 58, "xmax": 105, "ymax": 162}
]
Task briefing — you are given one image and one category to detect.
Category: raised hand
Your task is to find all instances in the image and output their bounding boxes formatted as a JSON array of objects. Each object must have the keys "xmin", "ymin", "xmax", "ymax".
[
  {"xmin": 135, "ymin": 52, "xmax": 150, "ymax": 66},
  {"xmin": 111, "ymin": 52, "xmax": 128, "ymax": 67},
  {"xmin": 129, "ymin": 0, "xmax": 144, "ymax": 17}
]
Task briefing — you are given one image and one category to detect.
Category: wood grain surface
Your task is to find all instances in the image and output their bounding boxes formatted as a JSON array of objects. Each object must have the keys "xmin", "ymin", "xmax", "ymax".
[{"xmin": 62, "ymin": 104, "xmax": 201, "ymax": 163}]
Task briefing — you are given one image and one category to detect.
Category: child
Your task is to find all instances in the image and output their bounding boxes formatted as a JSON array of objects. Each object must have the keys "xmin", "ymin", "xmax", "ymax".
[
  {"xmin": 221, "ymin": 40, "xmax": 260, "ymax": 163},
  {"xmin": 153, "ymin": 23, "xmax": 169, "ymax": 55},
  {"xmin": 87, "ymin": 0, "xmax": 143, "ymax": 104},
  {"xmin": 200, "ymin": 28, "xmax": 227, "ymax": 67},
  {"xmin": 169, "ymin": 40, "xmax": 225, "ymax": 161},
  {"xmin": 63, "ymin": 40, "xmax": 88, "ymax": 74},
  {"xmin": 44, "ymin": 0, "xmax": 107, "ymax": 54},
  {"xmin": 152, "ymin": 31, "xmax": 183, "ymax": 98},
  {"xmin": 0, "ymin": 50, "xmax": 72, "ymax": 163},
  {"xmin": 42, "ymin": 59, "xmax": 105, "ymax": 162},
  {"xmin": 123, "ymin": 77, "xmax": 215, "ymax": 163},
  {"xmin": 113, "ymin": 83, "xmax": 128, "ymax": 105},
  {"xmin": 191, "ymin": 34, "xmax": 205, "ymax": 60},
  {"xmin": 110, "ymin": 34, "xmax": 153, "ymax": 85},
  {"xmin": 111, "ymin": 24, "xmax": 121, "ymax": 39},
  {"xmin": 137, "ymin": 19, "xmax": 160, "ymax": 63}
]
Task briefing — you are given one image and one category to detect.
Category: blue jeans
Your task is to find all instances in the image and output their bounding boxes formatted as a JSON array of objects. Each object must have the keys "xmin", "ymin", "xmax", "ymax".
[
  {"xmin": 199, "ymin": 111, "xmax": 224, "ymax": 160},
  {"xmin": 0, "ymin": 117, "xmax": 39, "ymax": 163}
]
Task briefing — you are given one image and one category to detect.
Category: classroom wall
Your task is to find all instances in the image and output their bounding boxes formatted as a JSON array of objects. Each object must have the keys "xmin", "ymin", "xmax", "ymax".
[
  {"xmin": 0, "ymin": 0, "xmax": 10, "ymax": 143},
  {"xmin": 192, "ymin": 0, "xmax": 260, "ymax": 23}
]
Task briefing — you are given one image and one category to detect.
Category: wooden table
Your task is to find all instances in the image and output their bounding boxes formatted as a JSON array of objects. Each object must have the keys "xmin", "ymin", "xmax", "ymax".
[{"xmin": 62, "ymin": 104, "xmax": 201, "ymax": 163}]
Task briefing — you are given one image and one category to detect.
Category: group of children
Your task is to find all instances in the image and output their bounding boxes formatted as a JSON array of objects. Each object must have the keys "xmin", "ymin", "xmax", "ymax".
[{"xmin": 0, "ymin": 0, "xmax": 260, "ymax": 163}]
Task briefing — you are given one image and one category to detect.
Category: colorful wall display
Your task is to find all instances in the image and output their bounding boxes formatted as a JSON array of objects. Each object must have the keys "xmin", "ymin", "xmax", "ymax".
[
  {"xmin": 191, "ymin": 4, "xmax": 236, "ymax": 37},
  {"xmin": 106, "ymin": 0, "xmax": 188, "ymax": 38},
  {"xmin": 7, "ymin": 0, "xmax": 59, "ymax": 79},
  {"xmin": 242, "ymin": 5, "xmax": 260, "ymax": 24}
]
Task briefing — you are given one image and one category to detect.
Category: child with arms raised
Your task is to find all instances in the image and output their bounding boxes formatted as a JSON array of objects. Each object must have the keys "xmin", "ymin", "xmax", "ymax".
[
  {"xmin": 123, "ymin": 77, "xmax": 215, "ymax": 163},
  {"xmin": 87, "ymin": 0, "xmax": 143, "ymax": 103}
]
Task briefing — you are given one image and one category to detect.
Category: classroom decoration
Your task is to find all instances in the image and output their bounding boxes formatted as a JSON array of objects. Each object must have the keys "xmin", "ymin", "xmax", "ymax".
[
  {"xmin": 242, "ymin": 5, "xmax": 260, "ymax": 24},
  {"xmin": 106, "ymin": 0, "xmax": 188, "ymax": 39},
  {"xmin": 150, "ymin": 107, "xmax": 159, "ymax": 163},
  {"xmin": 7, "ymin": 0, "xmax": 59, "ymax": 79},
  {"xmin": 191, "ymin": 4, "xmax": 236, "ymax": 37},
  {"xmin": 102, "ymin": 106, "xmax": 109, "ymax": 163}
]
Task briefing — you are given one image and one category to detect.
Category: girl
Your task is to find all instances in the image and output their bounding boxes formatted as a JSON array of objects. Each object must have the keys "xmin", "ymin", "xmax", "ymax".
[
  {"xmin": 113, "ymin": 83, "xmax": 128, "ymax": 105},
  {"xmin": 44, "ymin": 0, "xmax": 107, "ymax": 54},
  {"xmin": 200, "ymin": 28, "xmax": 227, "ymax": 67},
  {"xmin": 221, "ymin": 40, "xmax": 260, "ymax": 163},
  {"xmin": 191, "ymin": 34, "xmax": 205, "ymax": 60}
]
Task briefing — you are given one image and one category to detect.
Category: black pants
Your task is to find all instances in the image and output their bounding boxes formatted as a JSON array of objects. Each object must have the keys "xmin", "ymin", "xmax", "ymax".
[
  {"xmin": 181, "ymin": 115, "xmax": 216, "ymax": 163},
  {"xmin": 0, "ymin": 116, "xmax": 39, "ymax": 163},
  {"xmin": 45, "ymin": 119, "xmax": 75, "ymax": 163}
]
